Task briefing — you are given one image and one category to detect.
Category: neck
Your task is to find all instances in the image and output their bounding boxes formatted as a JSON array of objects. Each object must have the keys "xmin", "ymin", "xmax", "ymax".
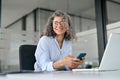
[
  {"xmin": 56, "ymin": 35, "xmax": 64, "ymax": 48},
  {"xmin": 56, "ymin": 35, "xmax": 64, "ymax": 43}
]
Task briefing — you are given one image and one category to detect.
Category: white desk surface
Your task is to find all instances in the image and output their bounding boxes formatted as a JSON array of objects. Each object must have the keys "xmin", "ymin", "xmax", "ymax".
[{"xmin": 0, "ymin": 70, "xmax": 120, "ymax": 80}]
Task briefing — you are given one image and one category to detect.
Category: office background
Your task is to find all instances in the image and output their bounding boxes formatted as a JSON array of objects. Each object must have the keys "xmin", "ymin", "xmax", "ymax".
[{"xmin": 0, "ymin": 0, "xmax": 120, "ymax": 72}]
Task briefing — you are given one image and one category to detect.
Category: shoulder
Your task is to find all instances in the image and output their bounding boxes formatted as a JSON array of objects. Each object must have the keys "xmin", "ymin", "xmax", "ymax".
[
  {"xmin": 40, "ymin": 36, "xmax": 50, "ymax": 40},
  {"xmin": 39, "ymin": 36, "xmax": 53, "ymax": 43},
  {"xmin": 40, "ymin": 36, "xmax": 52, "ymax": 41}
]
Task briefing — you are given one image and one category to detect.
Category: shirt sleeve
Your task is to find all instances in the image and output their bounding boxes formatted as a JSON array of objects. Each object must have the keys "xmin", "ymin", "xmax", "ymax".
[{"xmin": 34, "ymin": 36, "xmax": 55, "ymax": 71}]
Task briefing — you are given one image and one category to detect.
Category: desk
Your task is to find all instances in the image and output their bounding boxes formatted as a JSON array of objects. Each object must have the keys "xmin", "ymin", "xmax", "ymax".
[
  {"xmin": 0, "ymin": 70, "xmax": 120, "ymax": 80},
  {"xmin": 0, "ymin": 76, "xmax": 6, "ymax": 80}
]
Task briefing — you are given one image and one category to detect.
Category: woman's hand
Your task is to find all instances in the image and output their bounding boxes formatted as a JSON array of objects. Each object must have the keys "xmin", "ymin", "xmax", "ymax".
[
  {"xmin": 53, "ymin": 55, "xmax": 85, "ymax": 70},
  {"xmin": 61, "ymin": 55, "xmax": 85, "ymax": 69}
]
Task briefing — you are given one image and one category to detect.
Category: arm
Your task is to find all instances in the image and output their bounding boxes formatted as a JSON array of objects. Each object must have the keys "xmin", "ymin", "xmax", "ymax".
[
  {"xmin": 53, "ymin": 55, "xmax": 84, "ymax": 70},
  {"xmin": 34, "ymin": 36, "xmax": 55, "ymax": 71}
]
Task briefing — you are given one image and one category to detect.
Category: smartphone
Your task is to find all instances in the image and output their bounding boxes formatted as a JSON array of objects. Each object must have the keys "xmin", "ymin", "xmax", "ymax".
[{"xmin": 77, "ymin": 53, "xmax": 86, "ymax": 60}]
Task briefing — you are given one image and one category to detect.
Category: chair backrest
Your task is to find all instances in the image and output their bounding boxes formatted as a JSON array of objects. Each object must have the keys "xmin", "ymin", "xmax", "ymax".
[{"xmin": 19, "ymin": 45, "xmax": 37, "ymax": 71}]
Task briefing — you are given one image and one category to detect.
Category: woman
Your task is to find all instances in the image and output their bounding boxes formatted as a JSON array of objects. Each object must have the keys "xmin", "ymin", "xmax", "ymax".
[{"xmin": 34, "ymin": 10, "xmax": 85, "ymax": 71}]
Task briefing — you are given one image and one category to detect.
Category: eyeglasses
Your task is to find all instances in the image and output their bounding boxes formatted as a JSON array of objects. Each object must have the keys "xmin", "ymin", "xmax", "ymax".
[{"xmin": 53, "ymin": 21, "xmax": 66, "ymax": 26}]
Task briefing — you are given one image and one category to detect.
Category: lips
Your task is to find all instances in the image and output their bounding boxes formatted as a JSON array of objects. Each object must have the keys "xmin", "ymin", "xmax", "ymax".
[{"xmin": 56, "ymin": 28, "xmax": 64, "ymax": 32}]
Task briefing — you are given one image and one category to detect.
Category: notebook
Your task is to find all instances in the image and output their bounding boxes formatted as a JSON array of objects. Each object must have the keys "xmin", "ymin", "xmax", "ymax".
[{"xmin": 73, "ymin": 33, "xmax": 120, "ymax": 72}]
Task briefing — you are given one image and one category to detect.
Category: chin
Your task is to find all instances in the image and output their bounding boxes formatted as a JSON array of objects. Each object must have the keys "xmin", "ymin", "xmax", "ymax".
[{"xmin": 56, "ymin": 32, "xmax": 64, "ymax": 35}]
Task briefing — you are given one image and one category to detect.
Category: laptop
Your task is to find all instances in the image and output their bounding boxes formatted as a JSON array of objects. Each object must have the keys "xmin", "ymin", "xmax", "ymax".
[{"xmin": 73, "ymin": 33, "xmax": 120, "ymax": 72}]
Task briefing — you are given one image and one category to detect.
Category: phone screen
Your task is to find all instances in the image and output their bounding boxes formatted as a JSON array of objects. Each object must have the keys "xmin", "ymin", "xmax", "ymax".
[{"xmin": 77, "ymin": 53, "xmax": 86, "ymax": 60}]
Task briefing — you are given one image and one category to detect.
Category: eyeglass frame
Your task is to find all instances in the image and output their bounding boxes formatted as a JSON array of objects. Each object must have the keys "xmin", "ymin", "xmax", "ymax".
[{"xmin": 53, "ymin": 21, "xmax": 66, "ymax": 26}]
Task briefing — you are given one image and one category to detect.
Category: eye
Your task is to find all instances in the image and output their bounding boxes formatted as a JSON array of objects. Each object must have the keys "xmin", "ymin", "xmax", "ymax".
[
  {"xmin": 53, "ymin": 21, "xmax": 65, "ymax": 26},
  {"xmin": 55, "ymin": 22, "xmax": 58, "ymax": 25},
  {"xmin": 60, "ymin": 21, "xmax": 65, "ymax": 25},
  {"xmin": 53, "ymin": 21, "xmax": 58, "ymax": 25}
]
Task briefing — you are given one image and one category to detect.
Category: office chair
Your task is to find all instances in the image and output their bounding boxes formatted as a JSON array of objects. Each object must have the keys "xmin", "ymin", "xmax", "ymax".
[{"xmin": 19, "ymin": 44, "xmax": 37, "ymax": 71}]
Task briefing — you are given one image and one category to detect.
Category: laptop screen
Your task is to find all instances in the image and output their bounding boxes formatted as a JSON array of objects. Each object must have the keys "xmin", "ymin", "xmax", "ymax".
[{"xmin": 99, "ymin": 33, "xmax": 120, "ymax": 71}]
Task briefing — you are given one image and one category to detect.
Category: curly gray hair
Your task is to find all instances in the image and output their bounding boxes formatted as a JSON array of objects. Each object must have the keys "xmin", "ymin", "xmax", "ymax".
[{"xmin": 42, "ymin": 10, "xmax": 75, "ymax": 40}]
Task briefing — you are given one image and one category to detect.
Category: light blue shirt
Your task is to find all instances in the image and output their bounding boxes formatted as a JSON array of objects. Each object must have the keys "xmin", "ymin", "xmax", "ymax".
[{"xmin": 34, "ymin": 36, "xmax": 72, "ymax": 71}]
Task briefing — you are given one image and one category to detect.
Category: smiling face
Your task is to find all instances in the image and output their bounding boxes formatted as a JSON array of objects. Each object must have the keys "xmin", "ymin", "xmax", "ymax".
[{"xmin": 53, "ymin": 16, "xmax": 67, "ymax": 36}]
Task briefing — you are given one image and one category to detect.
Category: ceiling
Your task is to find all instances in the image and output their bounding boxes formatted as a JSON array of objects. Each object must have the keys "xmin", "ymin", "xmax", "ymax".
[
  {"xmin": 2, "ymin": 0, "xmax": 94, "ymax": 16},
  {"xmin": 1, "ymin": 0, "xmax": 120, "ymax": 27}
]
